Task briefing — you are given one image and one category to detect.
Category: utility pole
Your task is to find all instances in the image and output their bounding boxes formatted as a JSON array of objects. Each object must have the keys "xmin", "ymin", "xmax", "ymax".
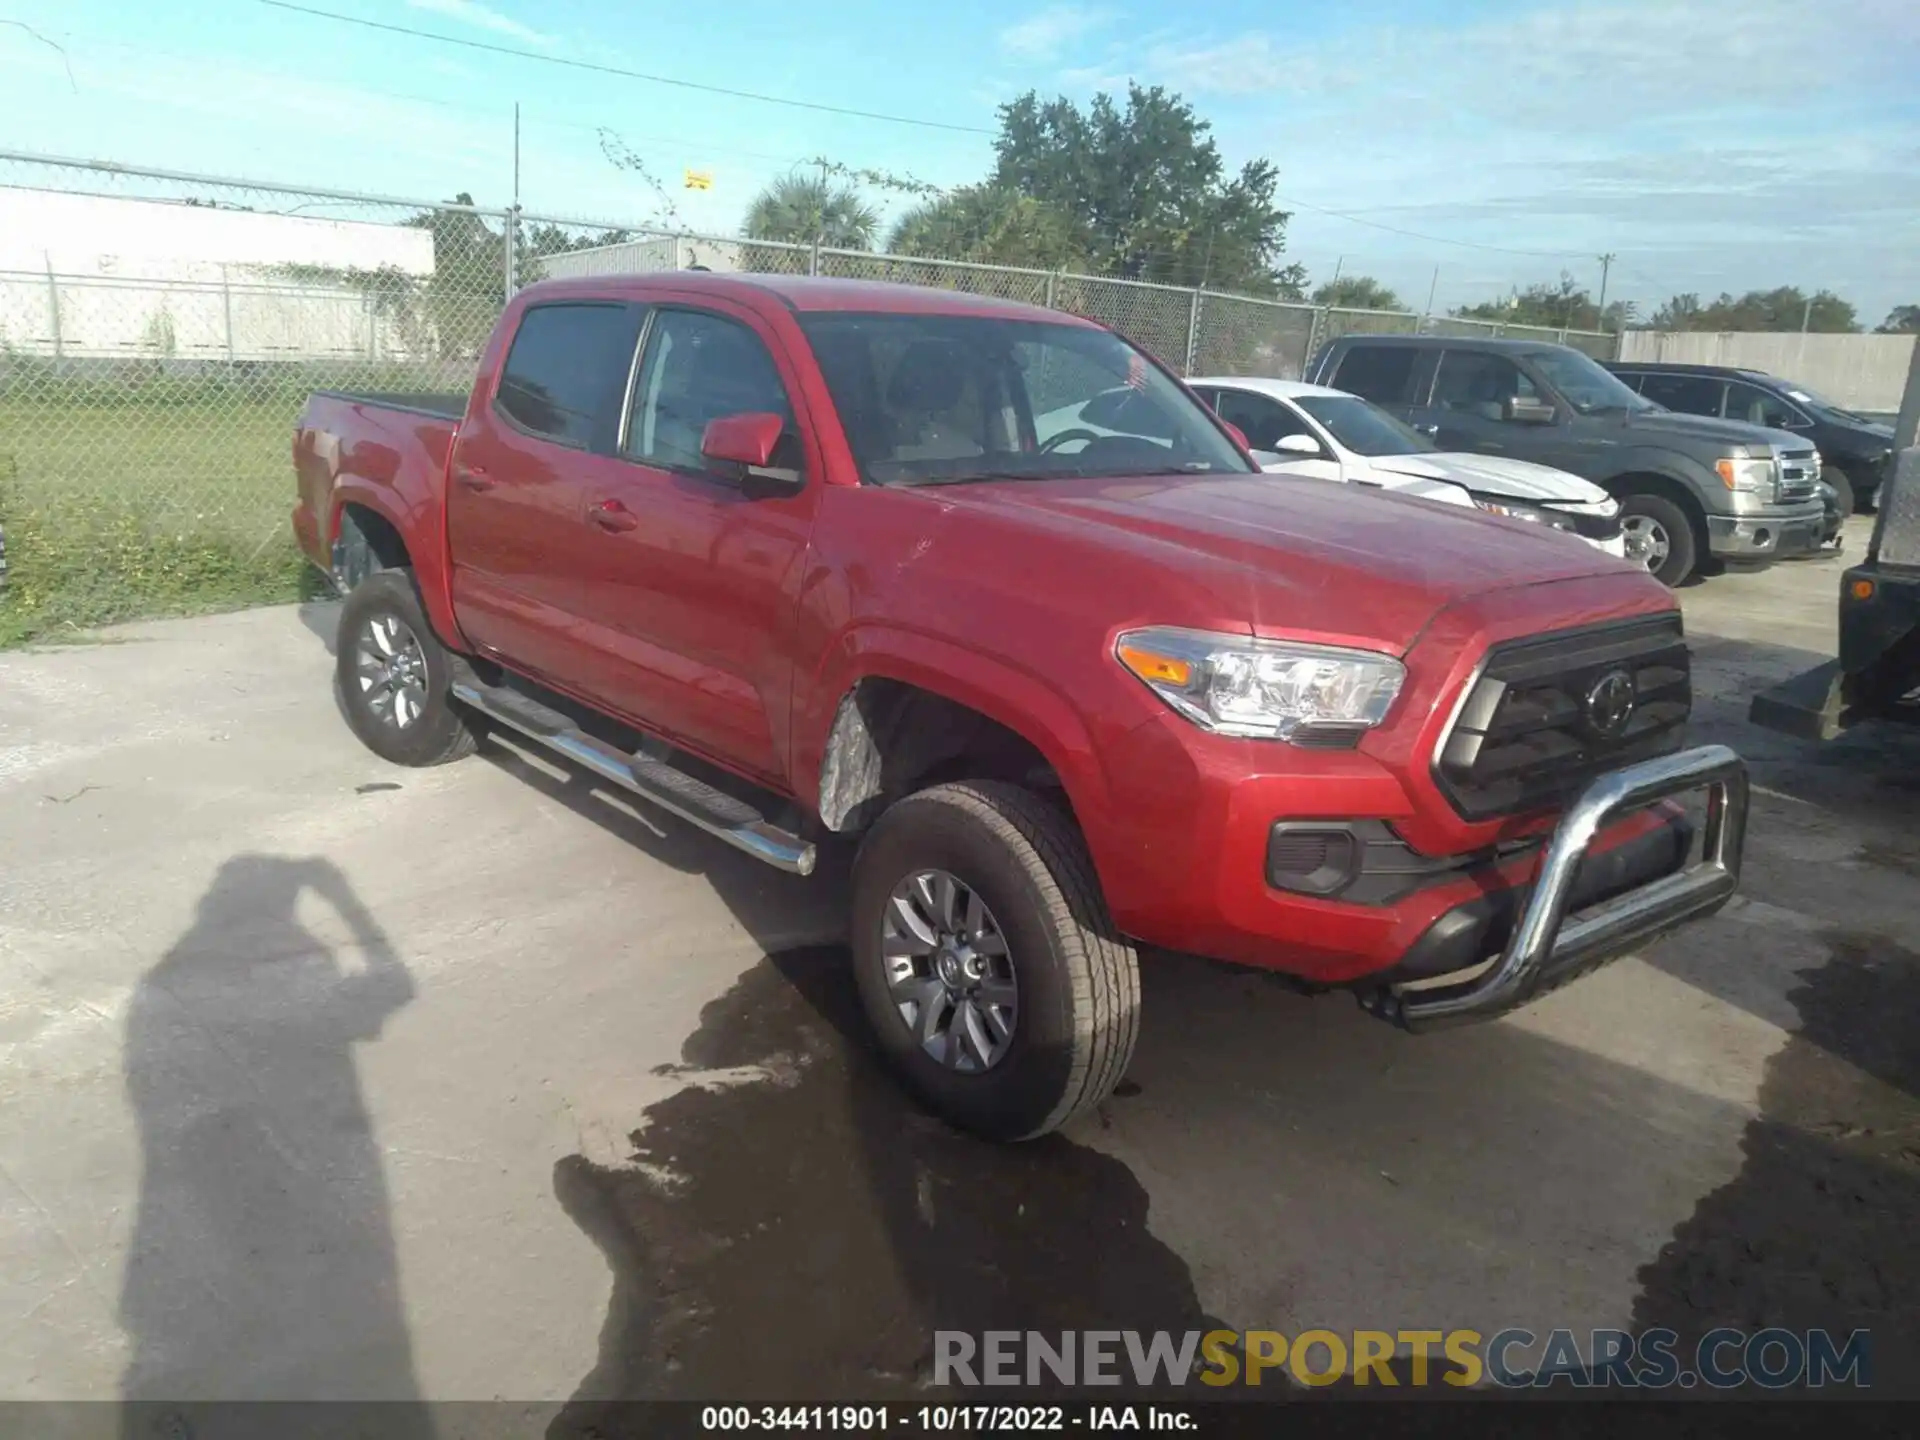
[
  {"xmin": 1424, "ymin": 266, "xmax": 1439, "ymax": 318},
  {"xmin": 1330, "ymin": 255, "xmax": 1344, "ymax": 287},
  {"xmin": 1801, "ymin": 296, "xmax": 1814, "ymax": 333},
  {"xmin": 1597, "ymin": 252, "xmax": 1615, "ymax": 315}
]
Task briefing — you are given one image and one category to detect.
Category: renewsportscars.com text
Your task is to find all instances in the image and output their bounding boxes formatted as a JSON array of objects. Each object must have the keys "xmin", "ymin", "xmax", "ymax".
[{"xmin": 934, "ymin": 1327, "xmax": 1872, "ymax": 1390}]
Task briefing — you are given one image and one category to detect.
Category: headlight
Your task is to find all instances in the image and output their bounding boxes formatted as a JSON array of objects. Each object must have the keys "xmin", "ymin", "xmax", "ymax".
[
  {"xmin": 1115, "ymin": 627, "xmax": 1404, "ymax": 741},
  {"xmin": 1469, "ymin": 495, "xmax": 1580, "ymax": 532},
  {"xmin": 1715, "ymin": 456, "xmax": 1776, "ymax": 493}
]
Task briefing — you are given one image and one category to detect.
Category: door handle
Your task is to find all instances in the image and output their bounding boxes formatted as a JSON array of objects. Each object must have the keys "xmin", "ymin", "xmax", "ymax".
[
  {"xmin": 454, "ymin": 465, "xmax": 493, "ymax": 492},
  {"xmin": 588, "ymin": 499, "xmax": 638, "ymax": 532}
]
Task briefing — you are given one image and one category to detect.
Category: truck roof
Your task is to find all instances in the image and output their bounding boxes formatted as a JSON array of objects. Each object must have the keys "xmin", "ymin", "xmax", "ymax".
[
  {"xmin": 1323, "ymin": 334, "xmax": 1566, "ymax": 353},
  {"xmin": 513, "ymin": 271, "xmax": 1100, "ymax": 325}
]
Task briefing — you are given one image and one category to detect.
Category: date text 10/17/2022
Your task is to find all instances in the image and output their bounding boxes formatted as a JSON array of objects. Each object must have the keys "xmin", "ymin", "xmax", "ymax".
[{"xmin": 699, "ymin": 1406, "xmax": 1196, "ymax": 1431}]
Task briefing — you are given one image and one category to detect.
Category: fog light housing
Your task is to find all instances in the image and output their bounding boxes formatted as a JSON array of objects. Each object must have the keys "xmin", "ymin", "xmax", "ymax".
[{"xmin": 1267, "ymin": 824, "xmax": 1359, "ymax": 896}]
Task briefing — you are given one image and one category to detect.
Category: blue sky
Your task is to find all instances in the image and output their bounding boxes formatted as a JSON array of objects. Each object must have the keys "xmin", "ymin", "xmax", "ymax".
[{"xmin": 3, "ymin": 0, "xmax": 1917, "ymax": 323}]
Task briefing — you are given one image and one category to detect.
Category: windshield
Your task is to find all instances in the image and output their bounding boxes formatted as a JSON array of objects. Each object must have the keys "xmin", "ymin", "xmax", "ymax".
[
  {"xmin": 1782, "ymin": 383, "xmax": 1882, "ymax": 426},
  {"xmin": 1524, "ymin": 348, "xmax": 1655, "ymax": 415},
  {"xmin": 1296, "ymin": 394, "xmax": 1434, "ymax": 456},
  {"xmin": 797, "ymin": 312, "xmax": 1254, "ymax": 486}
]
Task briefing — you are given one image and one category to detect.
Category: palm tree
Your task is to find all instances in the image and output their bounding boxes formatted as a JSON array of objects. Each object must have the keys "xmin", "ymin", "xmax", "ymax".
[{"xmin": 744, "ymin": 173, "xmax": 880, "ymax": 250}]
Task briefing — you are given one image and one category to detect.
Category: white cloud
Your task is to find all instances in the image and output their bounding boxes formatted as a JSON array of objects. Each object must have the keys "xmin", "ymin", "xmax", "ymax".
[
  {"xmin": 1103, "ymin": 0, "xmax": 1920, "ymax": 317},
  {"xmin": 998, "ymin": 5, "xmax": 1111, "ymax": 63},
  {"xmin": 404, "ymin": 0, "xmax": 554, "ymax": 48}
]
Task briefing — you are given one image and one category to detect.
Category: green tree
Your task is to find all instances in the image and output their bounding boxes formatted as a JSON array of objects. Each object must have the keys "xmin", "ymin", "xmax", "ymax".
[
  {"xmin": 1877, "ymin": 304, "xmax": 1920, "ymax": 334},
  {"xmin": 1647, "ymin": 286, "xmax": 1860, "ymax": 333},
  {"xmin": 990, "ymin": 84, "xmax": 1304, "ymax": 297},
  {"xmin": 1311, "ymin": 275, "xmax": 1403, "ymax": 311},
  {"xmin": 743, "ymin": 172, "xmax": 880, "ymax": 249},
  {"xmin": 1455, "ymin": 274, "xmax": 1604, "ymax": 331},
  {"xmin": 887, "ymin": 184, "xmax": 1087, "ymax": 270}
]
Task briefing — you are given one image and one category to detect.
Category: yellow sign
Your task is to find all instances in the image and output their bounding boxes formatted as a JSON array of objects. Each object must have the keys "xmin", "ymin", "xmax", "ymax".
[{"xmin": 683, "ymin": 169, "xmax": 713, "ymax": 191}]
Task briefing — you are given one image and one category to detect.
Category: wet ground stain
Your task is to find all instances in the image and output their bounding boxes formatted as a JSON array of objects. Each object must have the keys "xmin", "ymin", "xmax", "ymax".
[
  {"xmin": 548, "ymin": 949, "xmax": 1224, "ymax": 1431},
  {"xmin": 1632, "ymin": 930, "xmax": 1920, "ymax": 1396}
]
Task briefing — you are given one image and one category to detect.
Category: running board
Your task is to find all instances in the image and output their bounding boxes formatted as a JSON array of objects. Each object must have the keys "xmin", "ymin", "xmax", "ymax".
[{"xmin": 449, "ymin": 675, "xmax": 816, "ymax": 876}]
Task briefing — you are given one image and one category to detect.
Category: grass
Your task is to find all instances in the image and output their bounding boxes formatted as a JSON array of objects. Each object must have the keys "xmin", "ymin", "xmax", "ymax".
[{"xmin": 0, "ymin": 396, "xmax": 313, "ymax": 646}]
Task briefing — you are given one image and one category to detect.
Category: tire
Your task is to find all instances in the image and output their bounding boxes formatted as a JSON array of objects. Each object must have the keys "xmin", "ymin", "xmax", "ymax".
[
  {"xmin": 850, "ymin": 781, "xmax": 1141, "ymax": 1141},
  {"xmin": 1619, "ymin": 493, "xmax": 1699, "ymax": 587},
  {"xmin": 335, "ymin": 568, "xmax": 478, "ymax": 767},
  {"xmin": 1825, "ymin": 467, "xmax": 1857, "ymax": 520}
]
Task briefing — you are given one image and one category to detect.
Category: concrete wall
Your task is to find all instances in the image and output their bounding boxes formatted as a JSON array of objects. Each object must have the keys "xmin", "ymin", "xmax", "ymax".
[{"xmin": 1617, "ymin": 330, "xmax": 1917, "ymax": 413}]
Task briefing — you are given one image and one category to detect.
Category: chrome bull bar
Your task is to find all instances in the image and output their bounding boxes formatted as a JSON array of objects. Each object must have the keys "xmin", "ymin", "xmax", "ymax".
[{"xmin": 1389, "ymin": 744, "xmax": 1749, "ymax": 1031}]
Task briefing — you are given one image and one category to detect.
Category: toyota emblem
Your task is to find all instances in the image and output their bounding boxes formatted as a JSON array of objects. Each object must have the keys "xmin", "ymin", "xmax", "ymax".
[{"xmin": 1584, "ymin": 668, "xmax": 1637, "ymax": 740}]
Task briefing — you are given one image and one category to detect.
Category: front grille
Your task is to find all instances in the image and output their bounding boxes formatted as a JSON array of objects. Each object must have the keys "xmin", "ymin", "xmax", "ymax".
[
  {"xmin": 1434, "ymin": 613, "xmax": 1691, "ymax": 820},
  {"xmin": 1777, "ymin": 448, "xmax": 1818, "ymax": 502}
]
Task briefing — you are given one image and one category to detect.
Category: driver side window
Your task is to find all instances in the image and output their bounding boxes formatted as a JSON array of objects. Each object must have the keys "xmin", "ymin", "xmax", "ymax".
[
  {"xmin": 624, "ymin": 309, "xmax": 794, "ymax": 474},
  {"xmin": 1212, "ymin": 390, "xmax": 1316, "ymax": 452},
  {"xmin": 1432, "ymin": 352, "xmax": 1540, "ymax": 421}
]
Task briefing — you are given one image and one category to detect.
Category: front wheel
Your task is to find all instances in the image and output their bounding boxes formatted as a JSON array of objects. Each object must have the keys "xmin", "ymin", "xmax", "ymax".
[
  {"xmin": 1619, "ymin": 493, "xmax": 1699, "ymax": 587},
  {"xmin": 850, "ymin": 781, "xmax": 1141, "ymax": 1141},
  {"xmin": 1824, "ymin": 467, "xmax": 1857, "ymax": 520},
  {"xmin": 335, "ymin": 569, "xmax": 478, "ymax": 767}
]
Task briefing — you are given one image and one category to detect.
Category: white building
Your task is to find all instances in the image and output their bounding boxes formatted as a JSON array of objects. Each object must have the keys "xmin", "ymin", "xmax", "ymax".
[{"xmin": 0, "ymin": 188, "xmax": 436, "ymax": 361}]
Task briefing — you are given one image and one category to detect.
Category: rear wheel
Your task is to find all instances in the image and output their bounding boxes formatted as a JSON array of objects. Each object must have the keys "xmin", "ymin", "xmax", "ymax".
[
  {"xmin": 851, "ymin": 781, "xmax": 1141, "ymax": 1141},
  {"xmin": 336, "ymin": 569, "xmax": 478, "ymax": 767},
  {"xmin": 1619, "ymin": 493, "xmax": 1698, "ymax": 587}
]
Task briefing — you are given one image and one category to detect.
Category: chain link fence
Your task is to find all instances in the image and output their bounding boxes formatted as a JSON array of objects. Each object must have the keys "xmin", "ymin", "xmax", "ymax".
[{"xmin": 0, "ymin": 148, "xmax": 1619, "ymax": 642}]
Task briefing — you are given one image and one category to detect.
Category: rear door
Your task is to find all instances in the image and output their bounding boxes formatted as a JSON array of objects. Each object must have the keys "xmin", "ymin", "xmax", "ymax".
[
  {"xmin": 567, "ymin": 300, "xmax": 820, "ymax": 785},
  {"xmin": 446, "ymin": 301, "xmax": 647, "ymax": 681},
  {"xmin": 1324, "ymin": 344, "xmax": 1422, "ymax": 419},
  {"xmin": 1636, "ymin": 371, "xmax": 1726, "ymax": 420}
]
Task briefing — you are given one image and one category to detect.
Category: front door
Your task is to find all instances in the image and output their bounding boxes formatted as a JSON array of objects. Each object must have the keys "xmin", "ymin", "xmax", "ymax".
[
  {"xmin": 1409, "ymin": 349, "xmax": 1552, "ymax": 455},
  {"xmin": 567, "ymin": 301, "xmax": 819, "ymax": 786},
  {"xmin": 1210, "ymin": 387, "xmax": 1343, "ymax": 482}
]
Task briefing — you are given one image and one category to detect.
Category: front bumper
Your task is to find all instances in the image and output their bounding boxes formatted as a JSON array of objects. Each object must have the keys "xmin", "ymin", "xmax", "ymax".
[
  {"xmin": 1707, "ymin": 501, "xmax": 1825, "ymax": 560},
  {"xmin": 1360, "ymin": 745, "xmax": 1748, "ymax": 1029}
]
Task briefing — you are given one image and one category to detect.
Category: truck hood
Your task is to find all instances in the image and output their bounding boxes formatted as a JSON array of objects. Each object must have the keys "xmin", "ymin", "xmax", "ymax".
[
  {"xmin": 930, "ymin": 473, "xmax": 1638, "ymax": 654},
  {"xmin": 1370, "ymin": 452, "xmax": 1611, "ymax": 505},
  {"xmin": 1614, "ymin": 406, "xmax": 1798, "ymax": 451}
]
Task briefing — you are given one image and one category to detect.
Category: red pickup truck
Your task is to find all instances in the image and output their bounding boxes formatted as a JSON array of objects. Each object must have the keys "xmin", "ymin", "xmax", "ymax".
[{"xmin": 293, "ymin": 273, "xmax": 1749, "ymax": 1140}]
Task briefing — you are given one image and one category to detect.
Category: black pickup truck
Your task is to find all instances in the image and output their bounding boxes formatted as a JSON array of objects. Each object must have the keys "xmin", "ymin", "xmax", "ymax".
[{"xmin": 1308, "ymin": 335, "xmax": 1827, "ymax": 587}]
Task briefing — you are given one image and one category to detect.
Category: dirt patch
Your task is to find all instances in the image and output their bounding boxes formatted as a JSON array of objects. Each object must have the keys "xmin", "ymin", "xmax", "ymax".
[
  {"xmin": 1632, "ymin": 931, "xmax": 1920, "ymax": 1395},
  {"xmin": 547, "ymin": 949, "xmax": 1222, "ymax": 1432}
]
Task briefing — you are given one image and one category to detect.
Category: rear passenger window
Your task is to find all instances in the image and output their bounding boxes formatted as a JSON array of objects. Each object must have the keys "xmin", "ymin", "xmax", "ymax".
[
  {"xmin": 1637, "ymin": 374, "xmax": 1723, "ymax": 416},
  {"xmin": 1331, "ymin": 346, "xmax": 1417, "ymax": 405},
  {"xmin": 496, "ymin": 303, "xmax": 645, "ymax": 449}
]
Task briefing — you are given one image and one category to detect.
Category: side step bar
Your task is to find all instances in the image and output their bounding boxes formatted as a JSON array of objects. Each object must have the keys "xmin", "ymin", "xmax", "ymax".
[{"xmin": 449, "ymin": 673, "xmax": 816, "ymax": 877}]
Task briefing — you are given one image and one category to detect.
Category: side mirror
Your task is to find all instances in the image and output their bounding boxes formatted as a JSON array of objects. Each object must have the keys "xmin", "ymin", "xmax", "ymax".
[
  {"xmin": 700, "ymin": 412, "xmax": 800, "ymax": 486},
  {"xmin": 1275, "ymin": 433, "xmax": 1323, "ymax": 457},
  {"xmin": 1505, "ymin": 396, "xmax": 1557, "ymax": 425}
]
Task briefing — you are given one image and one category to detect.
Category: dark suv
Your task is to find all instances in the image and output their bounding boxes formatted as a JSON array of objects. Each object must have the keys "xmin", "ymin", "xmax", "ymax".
[
  {"xmin": 1307, "ymin": 335, "xmax": 1826, "ymax": 586},
  {"xmin": 1606, "ymin": 361, "xmax": 1897, "ymax": 515}
]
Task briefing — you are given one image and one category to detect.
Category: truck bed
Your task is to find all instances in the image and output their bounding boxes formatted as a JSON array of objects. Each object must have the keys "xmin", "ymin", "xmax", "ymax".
[{"xmin": 309, "ymin": 390, "xmax": 470, "ymax": 421}]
